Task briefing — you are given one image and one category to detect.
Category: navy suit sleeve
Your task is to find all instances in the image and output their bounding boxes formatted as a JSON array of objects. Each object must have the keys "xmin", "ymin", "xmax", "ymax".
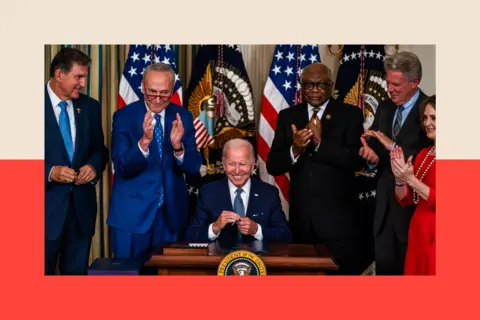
[
  {"xmin": 111, "ymin": 110, "xmax": 149, "ymax": 178},
  {"xmin": 185, "ymin": 187, "xmax": 211, "ymax": 242},
  {"xmin": 261, "ymin": 187, "xmax": 292, "ymax": 243},
  {"xmin": 368, "ymin": 104, "xmax": 388, "ymax": 170},
  {"xmin": 85, "ymin": 99, "xmax": 109, "ymax": 184},
  {"xmin": 178, "ymin": 111, "xmax": 201, "ymax": 175},
  {"xmin": 45, "ymin": 163, "xmax": 53, "ymax": 188}
]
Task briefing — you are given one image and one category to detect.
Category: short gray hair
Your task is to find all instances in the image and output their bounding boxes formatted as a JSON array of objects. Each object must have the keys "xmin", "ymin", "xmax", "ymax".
[
  {"xmin": 384, "ymin": 51, "xmax": 422, "ymax": 82},
  {"xmin": 222, "ymin": 139, "xmax": 255, "ymax": 161},
  {"xmin": 143, "ymin": 62, "xmax": 175, "ymax": 88},
  {"xmin": 301, "ymin": 62, "xmax": 333, "ymax": 82}
]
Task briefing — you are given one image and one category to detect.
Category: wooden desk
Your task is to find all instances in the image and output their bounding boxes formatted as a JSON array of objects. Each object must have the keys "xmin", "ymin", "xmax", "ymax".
[{"xmin": 145, "ymin": 243, "xmax": 338, "ymax": 275}]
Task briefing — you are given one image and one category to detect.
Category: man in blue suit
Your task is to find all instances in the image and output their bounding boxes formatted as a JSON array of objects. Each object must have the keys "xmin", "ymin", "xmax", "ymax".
[
  {"xmin": 45, "ymin": 48, "xmax": 109, "ymax": 275},
  {"xmin": 186, "ymin": 139, "xmax": 292, "ymax": 243},
  {"xmin": 107, "ymin": 63, "xmax": 202, "ymax": 259}
]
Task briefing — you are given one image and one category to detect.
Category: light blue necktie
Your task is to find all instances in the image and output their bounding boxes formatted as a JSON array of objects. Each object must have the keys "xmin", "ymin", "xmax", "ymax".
[
  {"xmin": 233, "ymin": 188, "xmax": 245, "ymax": 240},
  {"xmin": 154, "ymin": 114, "xmax": 164, "ymax": 207},
  {"xmin": 58, "ymin": 101, "xmax": 73, "ymax": 162}
]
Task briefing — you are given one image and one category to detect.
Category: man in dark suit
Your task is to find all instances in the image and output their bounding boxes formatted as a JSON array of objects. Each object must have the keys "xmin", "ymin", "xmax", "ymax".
[
  {"xmin": 45, "ymin": 47, "xmax": 109, "ymax": 275},
  {"xmin": 360, "ymin": 51, "xmax": 430, "ymax": 275},
  {"xmin": 186, "ymin": 139, "xmax": 291, "ymax": 244},
  {"xmin": 107, "ymin": 63, "xmax": 202, "ymax": 259},
  {"xmin": 266, "ymin": 63, "xmax": 367, "ymax": 274}
]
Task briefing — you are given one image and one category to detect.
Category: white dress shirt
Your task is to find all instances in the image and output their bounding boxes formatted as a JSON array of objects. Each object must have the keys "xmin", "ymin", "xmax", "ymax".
[
  {"xmin": 208, "ymin": 178, "xmax": 263, "ymax": 240},
  {"xmin": 290, "ymin": 99, "xmax": 329, "ymax": 163},
  {"xmin": 47, "ymin": 81, "xmax": 77, "ymax": 181},
  {"xmin": 138, "ymin": 102, "xmax": 184, "ymax": 163}
]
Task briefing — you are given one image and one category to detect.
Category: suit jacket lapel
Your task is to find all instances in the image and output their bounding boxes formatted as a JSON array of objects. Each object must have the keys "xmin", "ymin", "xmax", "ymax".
[
  {"xmin": 164, "ymin": 105, "xmax": 175, "ymax": 149},
  {"xmin": 384, "ymin": 102, "xmax": 397, "ymax": 140},
  {"xmin": 45, "ymin": 86, "xmax": 71, "ymax": 164},
  {"xmin": 220, "ymin": 178, "xmax": 234, "ymax": 212},
  {"xmin": 396, "ymin": 105, "xmax": 419, "ymax": 141},
  {"xmin": 71, "ymin": 99, "xmax": 83, "ymax": 167},
  {"xmin": 246, "ymin": 178, "xmax": 259, "ymax": 218},
  {"xmin": 321, "ymin": 100, "xmax": 334, "ymax": 135},
  {"xmin": 163, "ymin": 106, "xmax": 176, "ymax": 170},
  {"xmin": 396, "ymin": 91, "xmax": 426, "ymax": 141}
]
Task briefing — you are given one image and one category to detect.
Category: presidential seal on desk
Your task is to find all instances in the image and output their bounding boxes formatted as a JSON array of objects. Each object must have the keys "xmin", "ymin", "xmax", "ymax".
[{"xmin": 217, "ymin": 250, "xmax": 267, "ymax": 276}]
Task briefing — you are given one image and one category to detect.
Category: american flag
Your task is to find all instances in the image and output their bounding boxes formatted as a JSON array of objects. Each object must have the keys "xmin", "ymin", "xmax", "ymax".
[
  {"xmin": 257, "ymin": 45, "xmax": 320, "ymax": 218},
  {"xmin": 118, "ymin": 44, "xmax": 182, "ymax": 109}
]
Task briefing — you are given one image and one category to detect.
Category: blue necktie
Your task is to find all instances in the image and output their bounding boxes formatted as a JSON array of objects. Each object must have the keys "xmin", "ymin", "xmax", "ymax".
[
  {"xmin": 392, "ymin": 106, "xmax": 404, "ymax": 141},
  {"xmin": 154, "ymin": 114, "xmax": 164, "ymax": 207},
  {"xmin": 233, "ymin": 188, "xmax": 245, "ymax": 240},
  {"xmin": 58, "ymin": 101, "xmax": 73, "ymax": 162}
]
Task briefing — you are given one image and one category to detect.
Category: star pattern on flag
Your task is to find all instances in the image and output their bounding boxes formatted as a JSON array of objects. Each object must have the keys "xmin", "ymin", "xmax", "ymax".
[
  {"xmin": 120, "ymin": 45, "xmax": 182, "ymax": 102},
  {"xmin": 268, "ymin": 45, "xmax": 320, "ymax": 101},
  {"xmin": 128, "ymin": 67, "xmax": 137, "ymax": 78},
  {"xmin": 130, "ymin": 52, "xmax": 140, "ymax": 62},
  {"xmin": 286, "ymin": 52, "xmax": 295, "ymax": 62},
  {"xmin": 358, "ymin": 189, "xmax": 376, "ymax": 201},
  {"xmin": 340, "ymin": 49, "xmax": 385, "ymax": 65},
  {"xmin": 272, "ymin": 65, "xmax": 281, "ymax": 75},
  {"xmin": 188, "ymin": 185, "xmax": 197, "ymax": 195}
]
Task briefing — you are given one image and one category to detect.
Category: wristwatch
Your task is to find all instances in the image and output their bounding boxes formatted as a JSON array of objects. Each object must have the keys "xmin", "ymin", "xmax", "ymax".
[{"xmin": 173, "ymin": 145, "xmax": 184, "ymax": 152}]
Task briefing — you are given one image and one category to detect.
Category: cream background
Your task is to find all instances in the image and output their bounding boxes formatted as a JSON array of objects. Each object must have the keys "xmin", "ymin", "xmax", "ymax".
[{"xmin": 0, "ymin": 0, "xmax": 477, "ymax": 160}]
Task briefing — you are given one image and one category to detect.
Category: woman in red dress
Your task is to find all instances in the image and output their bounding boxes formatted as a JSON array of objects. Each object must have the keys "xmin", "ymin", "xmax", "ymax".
[{"xmin": 391, "ymin": 95, "xmax": 436, "ymax": 275}]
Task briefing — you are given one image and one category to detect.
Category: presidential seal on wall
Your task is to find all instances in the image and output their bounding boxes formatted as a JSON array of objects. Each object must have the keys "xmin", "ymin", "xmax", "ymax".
[{"xmin": 217, "ymin": 250, "xmax": 267, "ymax": 276}]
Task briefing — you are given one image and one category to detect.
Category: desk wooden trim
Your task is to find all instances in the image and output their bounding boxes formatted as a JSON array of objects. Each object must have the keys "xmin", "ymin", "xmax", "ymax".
[{"xmin": 145, "ymin": 243, "xmax": 338, "ymax": 275}]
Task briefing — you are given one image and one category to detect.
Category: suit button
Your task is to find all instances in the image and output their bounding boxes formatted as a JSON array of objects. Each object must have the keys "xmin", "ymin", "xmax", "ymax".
[{"xmin": 157, "ymin": 192, "xmax": 161, "ymax": 196}]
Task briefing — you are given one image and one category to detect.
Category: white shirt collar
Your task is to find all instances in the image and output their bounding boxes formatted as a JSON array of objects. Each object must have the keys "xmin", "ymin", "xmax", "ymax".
[
  {"xmin": 307, "ymin": 99, "xmax": 329, "ymax": 112},
  {"xmin": 47, "ymin": 80, "xmax": 72, "ymax": 108},
  {"xmin": 144, "ymin": 102, "xmax": 166, "ymax": 118},
  {"xmin": 227, "ymin": 177, "xmax": 251, "ymax": 197}
]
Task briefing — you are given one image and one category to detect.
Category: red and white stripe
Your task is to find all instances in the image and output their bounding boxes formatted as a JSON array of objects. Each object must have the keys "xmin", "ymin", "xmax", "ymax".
[
  {"xmin": 194, "ymin": 118, "xmax": 214, "ymax": 148},
  {"xmin": 118, "ymin": 74, "xmax": 139, "ymax": 108},
  {"xmin": 257, "ymin": 77, "xmax": 291, "ymax": 218}
]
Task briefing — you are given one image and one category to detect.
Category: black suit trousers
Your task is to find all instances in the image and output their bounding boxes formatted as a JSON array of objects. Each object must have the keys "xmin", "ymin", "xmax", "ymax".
[{"xmin": 45, "ymin": 194, "xmax": 92, "ymax": 275}]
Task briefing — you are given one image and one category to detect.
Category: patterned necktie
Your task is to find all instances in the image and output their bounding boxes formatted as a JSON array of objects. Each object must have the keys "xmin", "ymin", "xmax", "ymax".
[
  {"xmin": 392, "ymin": 106, "xmax": 404, "ymax": 141},
  {"xmin": 58, "ymin": 101, "xmax": 73, "ymax": 162},
  {"xmin": 312, "ymin": 107, "xmax": 320, "ymax": 119},
  {"xmin": 233, "ymin": 188, "xmax": 245, "ymax": 240},
  {"xmin": 154, "ymin": 114, "xmax": 164, "ymax": 207}
]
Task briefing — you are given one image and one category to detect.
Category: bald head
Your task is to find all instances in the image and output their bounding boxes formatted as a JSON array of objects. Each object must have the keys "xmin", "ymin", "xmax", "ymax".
[
  {"xmin": 300, "ymin": 62, "xmax": 333, "ymax": 107},
  {"xmin": 301, "ymin": 63, "xmax": 333, "ymax": 82}
]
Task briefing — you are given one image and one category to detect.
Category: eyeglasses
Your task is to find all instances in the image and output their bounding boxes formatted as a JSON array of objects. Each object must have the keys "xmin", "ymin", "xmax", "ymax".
[
  {"xmin": 302, "ymin": 81, "xmax": 332, "ymax": 91},
  {"xmin": 144, "ymin": 89, "xmax": 172, "ymax": 101}
]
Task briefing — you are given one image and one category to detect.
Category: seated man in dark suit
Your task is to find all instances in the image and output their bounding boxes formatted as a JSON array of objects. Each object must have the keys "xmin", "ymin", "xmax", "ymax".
[{"xmin": 186, "ymin": 139, "xmax": 292, "ymax": 244}]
